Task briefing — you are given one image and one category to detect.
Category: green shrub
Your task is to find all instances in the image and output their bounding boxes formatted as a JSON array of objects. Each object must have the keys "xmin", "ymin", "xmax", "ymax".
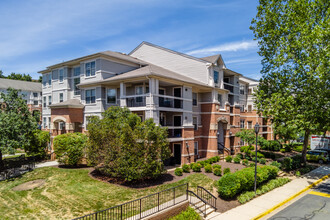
[
  {"xmin": 206, "ymin": 158, "xmax": 213, "ymax": 164},
  {"xmin": 223, "ymin": 168, "xmax": 231, "ymax": 175},
  {"xmin": 270, "ymin": 161, "xmax": 282, "ymax": 169},
  {"xmin": 249, "ymin": 162, "xmax": 255, "ymax": 167},
  {"xmin": 251, "ymin": 151, "xmax": 265, "ymax": 158},
  {"xmin": 53, "ymin": 132, "xmax": 88, "ymax": 166},
  {"xmin": 215, "ymin": 156, "xmax": 220, "ymax": 162},
  {"xmin": 218, "ymin": 166, "xmax": 279, "ymax": 199},
  {"xmin": 213, "ymin": 164, "xmax": 221, "ymax": 170},
  {"xmin": 174, "ymin": 168, "xmax": 183, "ymax": 176},
  {"xmin": 197, "ymin": 161, "xmax": 205, "ymax": 167},
  {"xmin": 169, "ymin": 206, "xmax": 201, "ymax": 220},
  {"xmin": 225, "ymin": 156, "xmax": 232, "ymax": 162},
  {"xmin": 182, "ymin": 164, "xmax": 190, "ymax": 173},
  {"xmin": 260, "ymin": 158, "xmax": 266, "ymax": 164},
  {"xmin": 204, "ymin": 164, "xmax": 213, "ymax": 173},
  {"xmin": 295, "ymin": 171, "xmax": 301, "ymax": 177},
  {"xmin": 24, "ymin": 130, "xmax": 50, "ymax": 159},
  {"xmin": 280, "ymin": 148, "xmax": 286, "ymax": 153},
  {"xmin": 192, "ymin": 163, "xmax": 202, "ymax": 172},
  {"xmin": 252, "ymin": 157, "xmax": 261, "ymax": 163},
  {"xmin": 283, "ymin": 157, "xmax": 293, "ymax": 170},
  {"xmin": 236, "ymin": 153, "xmax": 243, "ymax": 159},
  {"xmin": 283, "ymin": 144, "xmax": 292, "ymax": 152},
  {"xmin": 291, "ymin": 155, "xmax": 302, "ymax": 169},
  {"xmin": 189, "ymin": 162, "xmax": 195, "ymax": 169},
  {"xmin": 233, "ymin": 156, "xmax": 241, "ymax": 164},
  {"xmin": 238, "ymin": 178, "xmax": 290, "ymax": 204},
  {"xmin": 213, "ymin": 168, "xmax": 222, "ymax": 176},
  {"xmin": 242, "ymin": 159, "xmax": 249, "ymax": 166},
  {"xmin": 211, "ymin": 157, "xmax": 218, "ymax": 163}
]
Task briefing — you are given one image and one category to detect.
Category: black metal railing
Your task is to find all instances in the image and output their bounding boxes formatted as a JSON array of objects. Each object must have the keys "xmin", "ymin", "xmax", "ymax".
[
  {"xmin": 73, "ymin": 183, "xmax": 188, "ymax": 220},
  {"xmin": 158, "ymin": 97, "xmax": 182, "ymax": 109},
  {"xmin": 0, "ymin": 155, "xmax": 36, "ymax": 181},
  {"xmin": 126, "ymin": 97, "xmax": 146, "ymax": 107},
  {"xmin": 197, "ymin": 186, "xmax": 217, "ymax": 210},
  {"xmin": 187, "ymin": 190, "xmax": 209, "ymax": 217},
  {"xmin": 168, "ymin": 128, "xmax": 182, "ymax": 138},
  {"xmin": 224, "ymin": 84, "xmax": 234, "ymax": 93}
]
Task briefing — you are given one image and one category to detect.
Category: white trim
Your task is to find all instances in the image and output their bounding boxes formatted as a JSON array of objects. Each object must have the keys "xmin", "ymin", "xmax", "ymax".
[
  {"xmin": 198, "ymin": 149, "xmax": 218, "ymax": 153},
  {"xmin": 168, "ymin": 137, "xmax": 194, "ymax": 142}
]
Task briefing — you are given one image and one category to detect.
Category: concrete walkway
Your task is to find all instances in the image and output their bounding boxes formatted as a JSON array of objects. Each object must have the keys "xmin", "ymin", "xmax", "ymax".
[
  {"xmin": 206, "ymin": 165, "xmax": 330, "ymax": 220},
  {"xmin": 35, "ymin": 160, "xmax": 59, "ymax": 168}
]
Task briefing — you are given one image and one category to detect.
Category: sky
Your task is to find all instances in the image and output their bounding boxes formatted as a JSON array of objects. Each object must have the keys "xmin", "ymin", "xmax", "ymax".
[{"xmin": 0, "ymin": 0, "xmax": 262, "ymax": 80}]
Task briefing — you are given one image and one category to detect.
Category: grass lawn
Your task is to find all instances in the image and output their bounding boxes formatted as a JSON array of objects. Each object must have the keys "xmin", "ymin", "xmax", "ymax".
[{"xmin": 0, "ymin": 167, "xmax": 215, "ymax": 219}]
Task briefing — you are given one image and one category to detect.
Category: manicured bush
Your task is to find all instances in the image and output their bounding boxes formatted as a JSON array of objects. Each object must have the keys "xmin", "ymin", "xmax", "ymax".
[
  {"xmin": 225, "ymin": 156, "xmax": 232, "ymax": 162},
  {"xmin": 240, "ymin": 145, "xmax": 254, "ymax": 157},
  {"xmin": 280, "ymin": 148, "xmax": 286, "ymax": 153},
  {"xmin": 295, "ymin": 171, "xmax": 301, "ymax": 177},
  {"xmin": 182, "ymin": 164, "xmax": 190, "ymax": 173},
  {"xmin": 189, "ymin": 162, "xmax": 195, "ymax": 169},
  {"xmin": 213, "ymin": 164, "xmax": 221, "ymax": 170},
  {"xmin": 217, "ymin": 165, "xmax": 279, "ymax": 199},
  {"xmin": 283, "ymin": 144, "xmax": 292, "ymax": 152},
  {"xmin": 25, "ymin": 130, "xmax": 50, "ymax": 159},
  {"xmin": 242, "ymin": 159, "xmax": 249, "ymax": 166},
  {"xmin": 53, "ymin": 132, "xmax": 88, "ymax": 166},
  {"xmin": 283, "ymin": 157, "xmax": 293, "ymax": 170},
  {"xmin": 223, "ymin": 168, "xmax": 231, "ymax": 175},
  {"xmin": 197, "ymin": 161, "xmax": 205, "ymax": 168},
  {"xmin": 206, "ymin": 158, "xmax": 213, "ymax": 164},
  {"xmin": 211, "ymin": 157, "xmax": 218, "ymax": 163},
  {"xmin": 252, "ymin": 157, "xmax": 261, "ymax": 163},
  {"xmin": 233, "ymin": 156, "xmax": 241, "ymax": 164},
  {"xmin": 174, "ymin": 168, "xmax": 183, "ymax": 176},
  {"xmin": 204, "ymin": 164, "xmax": 213, "ymax": 173},
  {"xmin": 213, "ymin": 168, "xmax": 222, "ymax": 176},
  {"xmin": 169, "ymin": 206, "xmax": 201, "ymax": 220},
  {"xmin": 192, "ymin": 163, "xmax": 202, "ymax": 172},
  {"xmin": 215, "ymin": 156, "xmax": 220, "ymax": 162},
  {"xmin": 249, "ymin": 162, "xmax": 255, "ymax": 167},
  {"xmin": 238, "ymin": 178, "xmax": 290, "ymax": 204},
  {"xmin": 236, "ymin": 153, "xmax": 243, "ymax": 159},
  {"xmin": 251, "ymin": 151, "xmax": 265, "ymax": 158},
  {"xmin": 270, "ymin": 161, "xmax": 282, "ymax": 169},
  {"xmin": 260, "ymin": 158, "xmax": 266, "ymax": 164},
  {"xmin": 292, "ymin": 143, "xmax": 303, "ymax": 152}
]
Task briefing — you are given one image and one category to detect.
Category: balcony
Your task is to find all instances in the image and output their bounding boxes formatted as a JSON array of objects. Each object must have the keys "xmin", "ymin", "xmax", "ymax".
[
  {"xmin": 126, "ymin": 96, "xmax": 146, "ymax": 107},
  {"xmin": 168, "ymin": 128, "xmax": 182, "ymax": 138},
  {"xmin": 158, "ymin": 95, "xmax": 182, "ymax": 109},
  {"xmin": 224, "ymin": 83, "xmax": 234, "ymax": 93}
]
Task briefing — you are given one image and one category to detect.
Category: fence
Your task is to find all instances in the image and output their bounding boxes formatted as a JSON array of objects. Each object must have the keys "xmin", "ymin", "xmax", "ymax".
[
  {"xmin": 197, "ymin": 186, "xmax": 217, "ymax": 210},
  {"xmin": 0, "ymin": 155, "xmax": 36, "ymax": 181},
  {"xmin": 73, "ymin": 183, "xmax": 188, "ymax": 220}
]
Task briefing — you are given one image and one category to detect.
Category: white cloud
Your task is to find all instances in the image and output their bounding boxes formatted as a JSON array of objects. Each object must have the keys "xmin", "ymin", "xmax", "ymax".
[{"xmin": 187, "ymin": 40, "xmax": 258, "ymax": 56}]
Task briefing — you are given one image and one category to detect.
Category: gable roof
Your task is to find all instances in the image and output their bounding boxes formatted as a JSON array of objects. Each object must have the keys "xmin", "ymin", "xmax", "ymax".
[
  {"xmin": 129, "ymin": 41, "xmax": 210, "ymax": 64},
  {"xmin": 0, "ymin": 78, "xmax": 42, "ymax": 92},
  {"xmin": 49, "ymin": 99, "xmax": 84, "ymax": 109},
  {"xmin": 200, "ymin": 55, "xmax": 221, "ymax": 63}
]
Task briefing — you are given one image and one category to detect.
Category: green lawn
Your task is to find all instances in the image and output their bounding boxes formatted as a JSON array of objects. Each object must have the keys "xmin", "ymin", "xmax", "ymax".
[{"xmin": 0, "ymin": 167, "xmax": 215, "ymax": 219}]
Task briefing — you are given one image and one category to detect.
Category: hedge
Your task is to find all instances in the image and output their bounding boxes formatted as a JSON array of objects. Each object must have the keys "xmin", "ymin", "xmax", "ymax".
[
  {"xmin": 182, "ymin": 164, "xmax": 190, "ymax": 173},
  {"xmin": 213, "ymin": 168, "xmax": 222, "ymax": 176},
  {"xmin": 204, "ymin": 164, "xmax": 212, "ymax": 173},
  {"xmin": 233, "ymin": 156, "xmax": 241, "ymax": 164},
  {"xmin": 192, "ymin": 163, "xmax": 202, "ymax": 172},
  {"xmin": 174, "ymin": 168, "xmax": 183, "ymax": 176},
  {"xmin": 225, "ymin": 156, "xmax": 232, "ymax": 162},
  {"xmin": 223, "ymin": 168, "xmax": 231, "ymax": 175},
  {"xmin": 217, "ymin": 165, "xmax": 279, "ymax": 199}
]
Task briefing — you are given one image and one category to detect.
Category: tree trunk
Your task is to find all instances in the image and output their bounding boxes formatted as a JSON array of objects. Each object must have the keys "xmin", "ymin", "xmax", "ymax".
[{"xmin": 302, "ymin": 130, "xmax": 310, "ymax": 166}]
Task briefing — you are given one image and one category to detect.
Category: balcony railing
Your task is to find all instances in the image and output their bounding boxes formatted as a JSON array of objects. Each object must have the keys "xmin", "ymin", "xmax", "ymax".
[
  {"xmin": 224, "ymin": 84, "xmax": 234, "ymax": 93},
  {"xmin": 158, "ymin": 96, "xmax": 182, "ymax": 108},
  {"xmin": 168, "ymin": 128, "xmax": 182, "ymax": 138},
  {"xmin": 126, "ymin": 96, "xmax": 146, "ymax": 107}
]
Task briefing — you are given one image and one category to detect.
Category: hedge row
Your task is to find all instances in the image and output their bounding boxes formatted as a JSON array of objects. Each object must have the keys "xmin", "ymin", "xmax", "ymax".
[{"xmin": 217, "ymin": 165, "xmax": 279, "ymax": 199}]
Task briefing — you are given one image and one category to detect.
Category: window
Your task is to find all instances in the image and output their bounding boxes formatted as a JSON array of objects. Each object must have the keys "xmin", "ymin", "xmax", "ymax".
[
  {"xmin": 33, "ymin": 92, "xmax": 38, "ymax": 98},
  {"xmin": 146, "ymin": 86, "xmax": 149, "ymax": 93},
  {"xmin": 248, "ymin": 105, "xmax": 252, "ymax": 112},
  {"xmin": 214, "ymin": 71, "xmax": 219, "ymax": 84},
  {"xmin": 240, "ymin": 120, "xmax": 245, "ymax": 129},
  {"xmin": 43, "ymin": 117, "xmax": 46, "ymax": 129},
  {"xmin": 74, "ymin": 67, "xmax": 80, "ymax": 77},
  {"xmin": 48, "ymin": 96, "xmax": 52, "ymax": 105},
  {"xmin": 240, "ymin": 84, "xmax": 245, "ymax": 95},
  {"xmin": 193, "ymin": 117, "xmax": 198, "ymax": 130},
  {"xmin": 74, "ymin": 78, "xmax": 80, "ymax": 95},
  {"xmin": 107, "ymin": 88, "xmax": 116, "ymax": 104},
  {"xmin": 42, "ymin": 75, "xmax": 47, "ymax": 86},
  {"xmin": 59, "ymin": 122, "xmax": 65, "ymax": 130},
  {"xmin": 135, "ymin": 86, "xmax": 143, "ymax": 103},
  {"xmin": 43, "ymin": 97, "xmax": 46, "ymax": 107},
  {"xmin": 85, "ymin": 89, "xmax": 96, "ymax": 104},
  {"xmin": 34, "ymin": 100, "xmax": 38, "ymax": 106},
  {"xmin": 192, "ymin": 93, "xmax": 197, "ymax": 106},
  {"xmin": 194, "ymin": 142, "xmax": 198, "ymax": 157},
  {"xmin": 48, "ymin": 74, "xmax": 52, "ymax": 85},
  {"xmin": 48, "ymin": 117, "xmax": 51, "ymax": 129},
  {"xmin": 59, "ymin": 93, "xmax": 63, "ymax": 102},
  {"xmin": 217, "ymin": 94, "xmax": 222, "ymax": 104},
  {"xmin": 240, "ymin": 105, "xmax": 245, "ymax": 112},
  {"xmin": 85, "ymin": 61, "xmax": 96, "ymax": 77},
  {"xmin": 59, "ymin": 69, "xmax": 64, "ymax": 82},
  {"xmin": 247, "ymin": 121, "xmax": 252, "ymax": 129}
]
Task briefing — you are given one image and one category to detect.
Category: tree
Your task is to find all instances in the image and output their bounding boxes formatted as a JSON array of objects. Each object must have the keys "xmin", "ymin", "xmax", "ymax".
[
  {"xmin": 25, "ymin": 130, "xmax": 50, "ymax": 159},
  {"xmin": 7, "ymin": 73, "xmax": 32, "ymax": 81},
  {"xmin": 87, "ymin": 106, "xmax": 170, "ymax": 182},
  {"xmin": 53, "ymin": 133, "xmax": 88, "ymax": 166},
  {"xmin": 251, "ymin": 0, "xmax": 330, "ymax": 165},
  {"xmin": 0, "ymin": 88, "xmax": 37, "ymax": 165},
  {"xmin": 235, "ymin": 129, "xmax": 256, "ymax": 147}
]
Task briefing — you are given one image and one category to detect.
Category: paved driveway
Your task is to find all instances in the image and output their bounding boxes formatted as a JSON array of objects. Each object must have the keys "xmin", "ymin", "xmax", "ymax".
[{"xmin": 268, "ymin": 178, "xmax": 330, "ymax": 220}]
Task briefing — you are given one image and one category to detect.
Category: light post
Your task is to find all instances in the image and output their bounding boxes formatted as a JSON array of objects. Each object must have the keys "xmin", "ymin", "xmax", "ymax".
[{"xmin": 254, "ymin": 123, "xmax": 260, "ymax": 194}]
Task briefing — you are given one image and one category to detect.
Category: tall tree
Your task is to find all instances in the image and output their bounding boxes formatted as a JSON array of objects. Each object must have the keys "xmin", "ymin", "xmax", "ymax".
[
  {"xmin": 251, "ymin": 0, "xmax": 330, "ymax": 165},
  {"xmin": 0, "ymin": 88, "xmax": 37, "ymax": 164}
]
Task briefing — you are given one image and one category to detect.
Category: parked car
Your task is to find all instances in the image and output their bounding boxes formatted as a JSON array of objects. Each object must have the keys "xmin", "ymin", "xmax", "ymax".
[{"xmin": 306, "ymin": 150, "xmax": 329, "ymax": 164}]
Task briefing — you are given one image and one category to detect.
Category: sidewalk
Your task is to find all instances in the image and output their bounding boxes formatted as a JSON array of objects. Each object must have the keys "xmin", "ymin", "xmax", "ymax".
[
  {"xmin": 206, "ymin": 165, "xmax": 330, "ymax": 220},
  {"xmin": 35, "ymin": 160, "xmax": 59, "ymax": 168}
]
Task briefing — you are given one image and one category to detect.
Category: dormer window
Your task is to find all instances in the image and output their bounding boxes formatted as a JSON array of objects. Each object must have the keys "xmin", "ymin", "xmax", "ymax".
[
  {"xmin": 85, "ymin": 61, "xmax": 95, "ymax": 77},
  {"xmin": 214, "ymin": 71, "xmax": 219, "ymax": 85}
]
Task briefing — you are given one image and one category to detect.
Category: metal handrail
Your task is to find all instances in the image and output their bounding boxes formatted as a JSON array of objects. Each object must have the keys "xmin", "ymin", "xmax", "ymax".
[
  {"xmin": 73, "ymin": 183, "xmax": 188, "ymax": 220},
  {"xmin": 197, "ymin": 186, "xmax": 217, "ymax": 210},
  {"xmin": 187, "ymin": 190, "xmax": 209, "ymax": 217}
]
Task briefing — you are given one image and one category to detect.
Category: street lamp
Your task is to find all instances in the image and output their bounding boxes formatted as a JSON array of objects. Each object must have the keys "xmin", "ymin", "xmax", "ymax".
[{"xmin": 254, "ymin": 123, "xmax": 260, "ymax": 194}]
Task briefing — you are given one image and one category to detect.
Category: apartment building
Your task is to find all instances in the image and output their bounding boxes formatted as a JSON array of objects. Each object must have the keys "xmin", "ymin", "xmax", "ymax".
[
  {"xmin": 39, "ymin": 42, "xmax": 272, "ymax": 164},
  {"xmin": 0, "ymin": 78, "xmax": 42, "ymax": 119}
]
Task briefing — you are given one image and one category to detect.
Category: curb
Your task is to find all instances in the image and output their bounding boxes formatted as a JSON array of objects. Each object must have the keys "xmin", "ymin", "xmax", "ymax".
[{"xmin": 252, "ymin": 173, "xmax": 330, "ymax": 220}]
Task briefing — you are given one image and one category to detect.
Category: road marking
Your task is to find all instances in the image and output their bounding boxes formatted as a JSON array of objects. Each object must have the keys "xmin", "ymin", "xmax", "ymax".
[
  {"xmin": 252, "ymin": 174, "xmax": 330, "ymax": 220},
  {"xmin": 309, "ymin": 191, "xmax": 330, "ymax": 198}
]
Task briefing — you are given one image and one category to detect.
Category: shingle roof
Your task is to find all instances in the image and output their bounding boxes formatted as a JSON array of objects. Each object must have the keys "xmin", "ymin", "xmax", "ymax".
[
  {"xmin": 78, "ymin": 64, "xmax": 213, "ymax": 89},
  {"xmin": 200, "ymin": 55, "xmax": 221, "ymax": 63},
  {"xmin": 0, "ymin": 78, "xmax": 42, "ymax": 92},
  {"xmin": 49, "ymin": 99, "xmax": 84, "ymax": 109}
]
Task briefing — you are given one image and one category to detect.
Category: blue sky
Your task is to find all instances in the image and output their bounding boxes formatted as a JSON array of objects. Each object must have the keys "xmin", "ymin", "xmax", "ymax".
[{"xmin": 0, "ymin": 0, "xmax": 261, "ymax": 80}]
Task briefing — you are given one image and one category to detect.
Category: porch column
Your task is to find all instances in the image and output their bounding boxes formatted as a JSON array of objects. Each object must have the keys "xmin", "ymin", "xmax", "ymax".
[
  {"xmin": 145, "ymin": 78, "xmax": 159, "ymax": 125},
  {"xmin": 120, "ymin": 82, "xmax": 127, "ymax": 107}
]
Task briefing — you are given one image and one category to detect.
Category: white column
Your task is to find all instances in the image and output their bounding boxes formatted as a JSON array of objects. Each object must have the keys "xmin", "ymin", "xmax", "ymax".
[{"xmin": 120, "ymin": 82, "xmax": 126, "ymax": 107}]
